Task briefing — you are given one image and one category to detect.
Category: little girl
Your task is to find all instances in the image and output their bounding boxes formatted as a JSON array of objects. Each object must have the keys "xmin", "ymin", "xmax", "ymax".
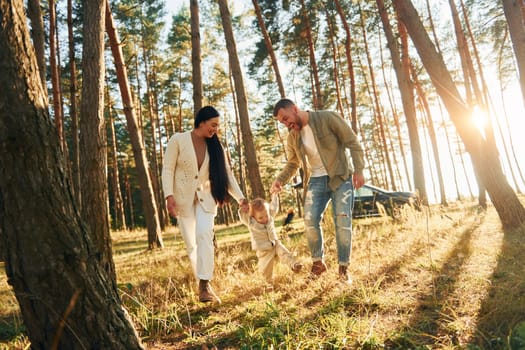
[{"xmin": 239, "ymin": 193, "xmax": 302, "ymax": 281}]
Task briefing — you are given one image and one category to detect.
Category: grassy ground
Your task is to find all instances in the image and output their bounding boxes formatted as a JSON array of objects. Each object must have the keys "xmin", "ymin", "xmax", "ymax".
[{"xmin": 1, "ymin": 198, "xmax": 525, "ymax": 349}]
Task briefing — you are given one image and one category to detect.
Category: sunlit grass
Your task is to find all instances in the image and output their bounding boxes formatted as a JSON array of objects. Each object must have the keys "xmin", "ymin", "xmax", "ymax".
[{"xmin": 1, "ymin": 198, "xmax": 525, "ymax": 349}]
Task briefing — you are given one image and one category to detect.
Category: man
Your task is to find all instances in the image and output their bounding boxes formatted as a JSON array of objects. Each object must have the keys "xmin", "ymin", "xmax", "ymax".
[{"xmin": 270, "ymin": 99, "xmax": 365, "ymax": 283}]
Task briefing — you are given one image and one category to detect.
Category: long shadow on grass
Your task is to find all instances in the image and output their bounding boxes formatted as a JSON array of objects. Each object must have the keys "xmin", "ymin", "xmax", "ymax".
[
  {"xmin": 384, "ymin": 213, "xmax": 482, "ymax": 348},
  {"xmin": 471, "ymin": 223, "xmax": 525, "ymax": 349}
]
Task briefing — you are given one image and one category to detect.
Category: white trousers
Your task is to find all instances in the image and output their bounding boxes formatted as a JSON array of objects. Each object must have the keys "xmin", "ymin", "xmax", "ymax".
[
  {"xmin": 256, "ymin": 241, "xmax": 297, "ymax": 280},
  {"xmin": 177, "ymin": 203, "xmax": 216, "ymax": 281}
]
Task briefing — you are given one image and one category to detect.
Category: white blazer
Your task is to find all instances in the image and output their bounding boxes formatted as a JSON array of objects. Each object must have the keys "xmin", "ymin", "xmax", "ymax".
[{"xmin": 161, "ymin": 131, "xmax": 244, "ymax": 217}]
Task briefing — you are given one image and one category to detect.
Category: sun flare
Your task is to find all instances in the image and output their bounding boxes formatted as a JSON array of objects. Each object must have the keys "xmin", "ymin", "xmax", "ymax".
[{"xmin": 471, "ymin": 105, "xmax": 488, "ymax": 136}]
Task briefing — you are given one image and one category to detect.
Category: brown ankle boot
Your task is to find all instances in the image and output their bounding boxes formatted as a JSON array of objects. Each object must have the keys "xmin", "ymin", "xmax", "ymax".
[
  {"xmin": 309, "ymin": 260, "xmax": 327, "ymax": 278},
  {"xmin": 338, "ymin": 265, "xmax": 353, "ymax": 285},
  {"xmin": 199, "ymin": 280, "xmax": 221, "ymax": 303}
]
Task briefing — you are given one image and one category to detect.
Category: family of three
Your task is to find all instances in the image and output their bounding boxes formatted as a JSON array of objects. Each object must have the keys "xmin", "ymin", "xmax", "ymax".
[{"xmin": 161, "ymin": 99, "xmax": 365, "ymax": 303}]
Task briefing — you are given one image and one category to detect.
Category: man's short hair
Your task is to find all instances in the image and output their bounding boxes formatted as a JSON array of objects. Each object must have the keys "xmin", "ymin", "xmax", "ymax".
[{"xmin": 273, "ymin": 98, "xmax": 295, "ymax": 117}]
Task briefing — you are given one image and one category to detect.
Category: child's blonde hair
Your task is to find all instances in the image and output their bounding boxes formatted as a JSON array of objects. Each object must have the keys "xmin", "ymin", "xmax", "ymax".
[{"xmin": 249, "ymin": 198, "xmax": 269, "ymax": 217}]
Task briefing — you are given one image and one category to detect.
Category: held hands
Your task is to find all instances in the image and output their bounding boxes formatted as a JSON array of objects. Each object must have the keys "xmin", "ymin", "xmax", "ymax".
[
  {"xmin": 353, "ymin": 173, "xmax": 365, "ymax": 190},
  {"xmin": 239, "ymin": 198, "xmax": 249, "ymax": 213},
  {"xmin": 166, "ymin": 195, "xmax": 178, "ymax": 217},
  {"xmin": 270, "ymin": 180, "xmax": 282, "ymax": 194}
]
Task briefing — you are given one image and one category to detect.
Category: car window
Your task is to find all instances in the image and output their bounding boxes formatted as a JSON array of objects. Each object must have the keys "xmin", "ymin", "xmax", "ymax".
[{"xmin": 355, "ymin": 187, "xmax": 374, "ymax": 197}]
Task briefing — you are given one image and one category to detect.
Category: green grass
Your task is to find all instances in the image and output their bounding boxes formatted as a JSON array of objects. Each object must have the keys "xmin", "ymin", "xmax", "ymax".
[{"xmin": 1, "ymin": 199, "xmax": 525, "ymax": 349}]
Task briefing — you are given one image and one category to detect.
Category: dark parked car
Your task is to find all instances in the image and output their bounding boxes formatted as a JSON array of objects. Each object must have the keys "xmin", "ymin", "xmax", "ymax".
[{"xmin": 353, "ymin": 184, "xmax": 419, "ymax": 218}]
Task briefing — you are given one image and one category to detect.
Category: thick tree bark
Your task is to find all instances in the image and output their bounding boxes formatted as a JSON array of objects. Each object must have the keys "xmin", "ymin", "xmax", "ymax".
[
  {"xmin": 393, "ymin": 0, "xmax": 525, "ymax": 230},
  {"xmin": 27, "ymin": 0, "xmax": 46, "ymax": 89},
  {"xmin": 79, "ymin": 0, "xmax": 115, "ymax": 279},
  {"xmin": 0, "ymin": 1, "xmax": 144, "ymax": 348},
  {"xmin": 105, "ymin": 1, "xmax": 163, "ymax": 248},
  {"xmin": 218, "ymin": 0, "xmax": 265, "ymax": 198}
]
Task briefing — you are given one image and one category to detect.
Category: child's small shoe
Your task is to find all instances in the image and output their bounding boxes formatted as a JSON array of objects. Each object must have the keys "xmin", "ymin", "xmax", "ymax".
[{"xmin": 291, "ymin": 262, "xmax": 303, "ymax": 273}]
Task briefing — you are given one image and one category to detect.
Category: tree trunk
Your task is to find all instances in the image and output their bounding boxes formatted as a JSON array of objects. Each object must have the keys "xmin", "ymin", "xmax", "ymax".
[
  {"xmin": 190, "ymin": 0, "xmax": 203, "ymax": 113},
  {"xmin": 49, "ymin": 0, "xmax": 65, "ymax": 151},
  {"xmin": 393, "ymin": 0, "xmax": 525, "ymax": 230},
  {"xmin": 217, "ymin": 0, "xmax": 265, "ymax": 198},
  {"xmin": 465, "ymin": 0, "xmax": 522, "ymax": 194},
  {"xmin": 299, "ymin": 0, "xmax": 322, "ymax": 109},
  {"xmin": 27, "ymin": 0, "xmax": 46, "ymax": 89},
  {"xmin": 377, "ymin": 31, "xmax": 404, "ymax": 188},
  {"xmin": 79, "ymin": 0, "xmax": 115, "ymax": 279},
  {"xmin": 497, "ymin": 53, "xmax": 525, "ymax": 190},
  {"xmin": 439, "ymin": 109, "xmax": 463, "ymax": 200},
  {"xmin": 229, "ymin": 70, "xmax": 247, "ymax": 195},
  {"xmin": 377, "ymin": 0, "xmax": 427, "ymax": 202},
  {"xmin": 334, "ymin": 0, "xmax": 358, "ymax": 131},
  {"xmin": 410, "ymin": 65, "xmax": 448, "ymax": 204},
  {"xmin": 152, "ymin": 71, "xmax": 169, "ymax": 227},
  {"xmin": 68, "ymin": 0, "xmax": 81, "ymax": 207},
  {"xmin": 502, "ymin": 0, "xmax": 525, "ymax": 109},
  {"xmin": 106, "ymin": 87, "xmax": 127, "ymax": 230},
  {"xmin": 142, "ymin": 47, "xmax": 166, "ymax": 232},
  {"xmin": 0, "ymin": 1, "xmax": 144, "ymax": 347},
  {"xmin": 105, "ymin": 1, "xmax": 163, "ymax": 249},
  {"xmin": 359, "ymin": 3, "xmax": 396, "ymax": 190},
  {"xmin": 322, "ymin": 4, "xmax": 345, "ymax": 118},
  {"xmin": 252, "ymin": 0, "xmax": 286, "ymax": 98},
  {"xmin": 449, "ymin": 0, "xmax": 488, "ymax": 207}
]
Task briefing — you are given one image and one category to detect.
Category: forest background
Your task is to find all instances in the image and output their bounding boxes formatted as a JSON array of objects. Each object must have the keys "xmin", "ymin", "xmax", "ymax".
[
  {"xmin": 1, "ymin": 0, "xmax": 525, "ymax": 348},
  {"xmin": 89, "ymin": 0, "xmax": 525, "ymax": 231},
  {"xmin": 7, "ymin": 0, "xmax": 525, "ymax": 231}
]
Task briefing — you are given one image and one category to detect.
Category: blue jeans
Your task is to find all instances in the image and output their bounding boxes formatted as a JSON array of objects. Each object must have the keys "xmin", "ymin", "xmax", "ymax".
[{"xmin": 303, "ymin": 176, "xmax": 354, "ymax": 265}]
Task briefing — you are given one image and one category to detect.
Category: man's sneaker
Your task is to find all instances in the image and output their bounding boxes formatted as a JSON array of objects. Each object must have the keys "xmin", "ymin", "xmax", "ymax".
[
  {"xmin": 310, "ymin": 260, "xmax": 327, "ymax": 278},
  {"xmin": 291, "ymin": 262, "xmax": 303, "ymax": 273},
  {"xmin": 338, "ymin": 265, "xmax": 353, "ymax": 285}
]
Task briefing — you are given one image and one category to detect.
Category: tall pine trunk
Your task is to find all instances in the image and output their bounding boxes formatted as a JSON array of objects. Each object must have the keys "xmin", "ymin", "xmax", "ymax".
[
  {"xmin": 68, "ymin": 0, "xmax": 81, "ymax": 207},
  {"xmin": 377, "ymin": 0, "xmax": 427, "ymax": 201},
  {"xmin": 334, "ymin": 0, "xmax": 358, "ymax": 131},
  {"xmin": 105, "ymin": 1, "xmax": 163, "ymax": 249},
  {"xmin": 79, "ymin": 0, "xmax": 114, "ymax": 279},
  {"xmin": 299, "ymin": 0, "xmax": 322, "ymax": 109},
  {"xmin": 190, "ymin": 0, "xmax": 203, "ymax": 112},
  {"xmin": 252, "ymin": 0, "xmax": 286, "ymax": 98},
  {"xmin": 218, "ymin": 0, "xmax": 265, "ymax": 198},
  {"xmin": 27, "ymin": 0, "xmax": 46, "ymax": 89},
  {"xmin": 360, "ymin": 3, "xmax": 396, "ymax": 190},
  {"xmin": 502, "ymin": 0, "xmax": 525, "ymax": 108},
  {"xmin": 49, "ymin": 0, "xmax": 65, "ymax": 151}
]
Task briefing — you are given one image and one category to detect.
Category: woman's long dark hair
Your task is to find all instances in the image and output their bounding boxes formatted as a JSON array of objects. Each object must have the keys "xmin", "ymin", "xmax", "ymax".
[
  {"xmin": 195, "ymin": 106, "xmax": 230, "ymax": 206},
  {"xmin": 206, "ymin": 134, "xmax": 230, "ymax": 205}
]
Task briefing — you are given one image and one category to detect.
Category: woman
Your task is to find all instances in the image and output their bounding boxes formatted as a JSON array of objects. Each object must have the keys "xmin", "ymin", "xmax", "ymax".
[{"xmin": 162, "ymin": 106, "xmax": 247, "ymax": 303}]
